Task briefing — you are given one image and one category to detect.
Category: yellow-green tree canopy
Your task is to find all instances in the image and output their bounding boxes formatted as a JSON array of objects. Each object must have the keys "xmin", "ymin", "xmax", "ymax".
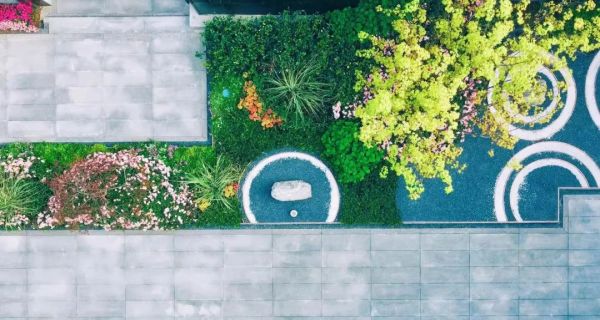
[{"xmin": 354, "ymin": 0, "xmax": 600, "ymax": 199}]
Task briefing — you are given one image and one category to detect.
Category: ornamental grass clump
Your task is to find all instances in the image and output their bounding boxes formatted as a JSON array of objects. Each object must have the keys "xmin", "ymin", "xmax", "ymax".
[
  {"xmin": 0, "ymin": 154, "xmax": 49, "ymax": 229},
  {"xmin": 0, "ymin": 176, "xmax": 45, "ymax": 229},
  {"xmin": 185, "ymin": 155, "xmax": 241, "ymax": 211},
  {"xmin": 266, "ymin": 62, "xmax": 331, "ymax": 122},
  {"xmin": 42, "ymin": 150, "xmax": 194, "ymax": 230}
]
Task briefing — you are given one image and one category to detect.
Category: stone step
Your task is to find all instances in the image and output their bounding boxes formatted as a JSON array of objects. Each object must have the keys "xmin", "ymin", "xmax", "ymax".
[
  {"xmin": 189, "ymin": 5, "xmax": 259, "ymax": 29},
  {"xmin": 46, "ymin": 16, "xmax": 190, "ymax": 34},
  {"xmin": 48, "ymin": 0, "xmax": 188, "ymax": 17}
]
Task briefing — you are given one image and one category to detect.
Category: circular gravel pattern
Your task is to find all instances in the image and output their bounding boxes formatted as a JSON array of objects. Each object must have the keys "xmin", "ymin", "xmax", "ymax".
[
  {"xmin": 486, "ymin": 55, "xmax": 576, "ymax": 141},
  {"xmin": 241, "ymin": 151, "xmax": 340, "ymax": 224},
  {"xmin": 585, "ymin": 50, "xmax": 600, "ymax": 130},
  {"xmin": 494, "ymin": 142, "xmax": 600, "ymax": 222}
]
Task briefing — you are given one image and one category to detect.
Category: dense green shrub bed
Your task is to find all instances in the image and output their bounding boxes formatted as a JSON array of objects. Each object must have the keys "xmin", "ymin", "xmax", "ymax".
[{"xmin": 205, "ymin": 1, "xmax": 404, "ymax": 225}]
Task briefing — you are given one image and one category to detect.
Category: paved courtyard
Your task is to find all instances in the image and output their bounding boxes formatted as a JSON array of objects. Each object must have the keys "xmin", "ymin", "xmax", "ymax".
[
  {"xmin": 0, "ymin": 195, "xmax": 599, "ymax": 319},
  {"xmin": 0, "ymin": 0, "xmax": 208, "ymax": 142}
]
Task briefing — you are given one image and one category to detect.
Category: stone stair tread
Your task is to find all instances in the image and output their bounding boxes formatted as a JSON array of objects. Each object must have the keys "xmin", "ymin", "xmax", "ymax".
[
  {"xmin": 45, "ymin": 16, "xmax": 190, "ymax": 34},
  {"xmin": 49, "ymin": 0, "xmax": 188, "ymax": 17}
]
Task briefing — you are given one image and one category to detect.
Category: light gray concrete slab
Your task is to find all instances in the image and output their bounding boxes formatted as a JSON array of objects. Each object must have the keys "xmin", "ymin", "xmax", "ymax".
[
  {"xmin": 2, "ymin": 12, "xmax": 206, "ymax": 143},
  {"xmin": 54, "ymin": 0, "xmax": 188, "ymax": 16},
  {"xmin": 226, "ymin": 283, "xmax": 272, "ymax": 301},
  {"xmin": 0, "ymin": 196, "xmax": 599, "ymax": 319}
]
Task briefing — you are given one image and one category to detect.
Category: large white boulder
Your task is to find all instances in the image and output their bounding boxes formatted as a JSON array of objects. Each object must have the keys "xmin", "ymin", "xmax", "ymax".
[{"xmin": 271, "ymin": 180, "xmax": 312, "ymax": 202}]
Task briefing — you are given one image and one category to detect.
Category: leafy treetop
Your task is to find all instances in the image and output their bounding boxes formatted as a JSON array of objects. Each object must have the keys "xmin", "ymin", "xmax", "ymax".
[{"xmin": 354, "ymin": 0, "xmax": 600, "ymax": 199}]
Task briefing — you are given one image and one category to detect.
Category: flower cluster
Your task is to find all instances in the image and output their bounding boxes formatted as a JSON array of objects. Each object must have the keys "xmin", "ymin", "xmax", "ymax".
[
  {"xmin": 0, "ymin": 154, "xmax": 38, "ymax": 179},
  {"xmin": 195, "ymin": 198, "xmax": 211, "ymax": 212},
  {"xmin": 223, "ymin": 182, "xmax": 239, "ymax": 198},
  {"xmin": 0, "ymin": 0, "xmax": 33, "ymax": 22},
  {"xmin": 332, "ymin": 101, "xmax": 358, "ymax": 119},
  {"xmin": 0, "ymin": 213, "xmax": 29, "ymax": 229},
  {"xmin": 0, "ymin": 1, "xmax": 38, "ymax": 33},
  {"xmin": 238, "ymin": 80, "xmax": 283, "ymax": 129},
  {"xmin": 0, "ymin": 20, "xmax": 38, "ymax": 32},
  {"xmin": 43, "ymin": 150, "xmax": 194, "ymax": 230}
]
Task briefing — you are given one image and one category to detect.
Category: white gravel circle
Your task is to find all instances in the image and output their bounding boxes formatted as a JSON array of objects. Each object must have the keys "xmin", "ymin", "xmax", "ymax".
[
  {"xmin": 487, "ymin": 56, "xmax": 576, "ymax": 141},
  {"xmin": 508, "ymin": 158, "xmax": 589, "ymax": 222},
  {"xmin": 585, "ymin": 50, "xmax": 600, "ymax": 130},
  {"xmin": 494, "ymin": 141, "xmax": 600, "ymax": 222},
  {"xmin": 241, "ymin": 152, "xmax": 340, "ymax": 224}
]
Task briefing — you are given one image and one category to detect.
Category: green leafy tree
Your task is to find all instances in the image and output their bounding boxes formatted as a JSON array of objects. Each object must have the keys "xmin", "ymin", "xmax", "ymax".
[{"xmin": 354, "ymin": 0, "xmax": 600, "ymax": 199}]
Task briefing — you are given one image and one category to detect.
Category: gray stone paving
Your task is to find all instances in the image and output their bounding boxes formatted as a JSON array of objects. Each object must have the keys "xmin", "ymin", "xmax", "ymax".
[
  {"xmin": 50, "ymin": 0, "xmax": 188, "ymax": 16},
  {"xmin": 0, "ymin": 195, "xmax": 599, "ymax": 319},
  {"xmin": 0, "ymin": 0, "xmax": 207, "ymax": 143}
]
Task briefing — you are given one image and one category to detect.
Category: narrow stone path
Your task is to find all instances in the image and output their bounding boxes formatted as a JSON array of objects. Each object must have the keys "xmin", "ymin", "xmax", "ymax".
[
  {"xmin": 0, "ymin": 0, "xmax": 207, "ymax": 143},
  {"xmin": 1, "ymin": 196, "xmax": 599, "ymax": 319}
]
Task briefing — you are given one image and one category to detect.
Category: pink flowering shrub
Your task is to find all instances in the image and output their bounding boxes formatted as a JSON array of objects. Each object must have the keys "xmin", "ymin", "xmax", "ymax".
[
  {"xmin": 0, "ymin": 0, "xmax": 38, "ymax": 33},
  {"xmin": 0, "ymin": 154, "xmax": 38, "ymax": 179},
  {"xmin": 0, "ymin": 20, "xmax": 38, "ymax": 32},
  {"xmin": 40, "ymin": 150, "xmax": 195, "ymax": 230}
]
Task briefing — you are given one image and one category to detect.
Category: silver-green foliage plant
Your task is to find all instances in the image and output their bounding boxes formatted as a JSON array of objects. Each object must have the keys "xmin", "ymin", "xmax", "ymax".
[
  {"xmin": 0, "ymin": 175, "xmax": 45, "ymax": 228},
  {"xmin": 185, "ymin": 156, "xmax": 242, "ymax": 210},
  {"xmin": 266, "ymin": 62, "xmax": 331, "ymax": 122}
]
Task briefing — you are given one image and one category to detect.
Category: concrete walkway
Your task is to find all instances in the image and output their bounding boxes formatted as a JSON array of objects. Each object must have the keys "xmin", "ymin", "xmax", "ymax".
[
  {"xmin": 0, "ymin": 0, "xmax": 207, "ymax": 143},
  {"xmin": 0, "ymin": 195, "xmax": 599, "ymax": 319}
]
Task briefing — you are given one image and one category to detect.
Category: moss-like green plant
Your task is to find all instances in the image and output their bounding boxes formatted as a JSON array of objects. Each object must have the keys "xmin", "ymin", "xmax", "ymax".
[
  {"xmin": 322, "ymin": 120, "xmax": 384, "ymax": 184},
  {"xmin": 32, "ymin": 143, "xmax": 109, "ymax": 176},
  {"xmin": 339, "ymin": 171, "xmax": 400, "ymax": 225}
]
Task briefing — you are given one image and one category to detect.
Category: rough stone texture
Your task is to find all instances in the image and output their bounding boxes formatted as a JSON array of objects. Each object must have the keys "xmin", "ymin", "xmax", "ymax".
[
  {"xmin": 271, "ymin": 180, "xmax": 313, "ymax": 202},
  {"xmin": 0, "ymin": 195, "xmax": 599, "ymax": 319},
  {"xmin": 0, "ymin": 0, "xmax": 207, "ymax": 143}
]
